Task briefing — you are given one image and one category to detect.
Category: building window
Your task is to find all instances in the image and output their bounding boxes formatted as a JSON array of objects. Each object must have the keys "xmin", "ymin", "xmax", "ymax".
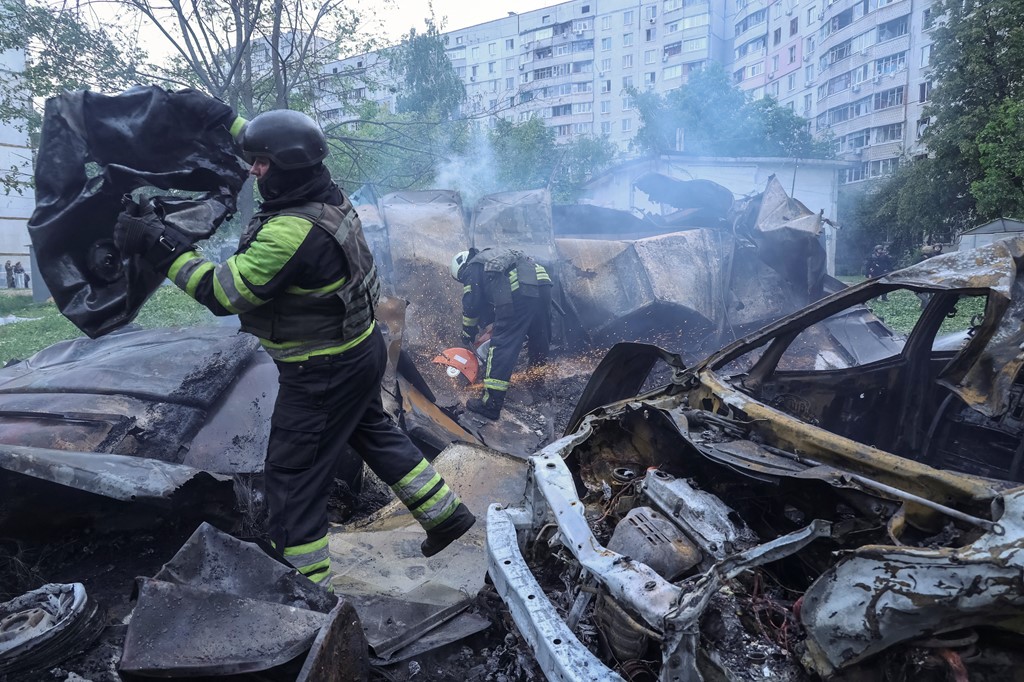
[
  {"xmin": 773, "ymin": 28, "xmax": 782, "ymax": 46},
  {"xmin": 646, "ymin": 28, "xmax": 656, "ymax": 41},
  {"xmin": 542, "ymin": 15, "xmax": 551, "ymax": 24},
  {"xmin": 601, "ymin": 100, "xmax": 611, "ymax": 113},
  {"xmin": 602, "ymin": 15, "xmax": 611, "ymax": 30},
  {"xmin": 683, "ymin": 37, "xmax": 707, "ymax": 51},
  {"xmin": 644, "ymin": 71, "xmax": 656, "ymax": 85},
  {"xmin": 622, "ymin": 95, "xmax": 635, "ymax": 110},
  {"xmin": 663, "ymin": 64, "xmax": 683, "ymax": 79},
  {"xmin": 769, "ymin": 81, "xmax": 779, "ymax": 96},
  {"xmin": 574, "ymin": 122, "xmax": 592, "ymax": 134},
  {"xmin": 506, "ymin": 77, "xmax": 515, "ymax": 90},
  {"xmin": 922, "ymin": 7, "xmax": 934, "ymax": 30},
  {"xmin": 488, "ymin": 62, "xmax": 495, "ymax": 74},
  {"xmin": 917, "ymin": 117, "xmax": 930, "ymax": 136},
  {"xmin": 875, "ymin": 122, "xmax": 903, "ymax": 142},
  {"xmin": 921, "ymin": 44, "xmax": 931, "ymax": 67},
  {"xmin": 803, "ymin": 93, "xmax": 813, "ymax": 113},
  {"xmin": 788, "ymin": 73, "xmax": 796, "ymax": 90},
  {"xmin": 790, "ymin": 17, "xmax": 798, "ymax": 35},
  {"xmin": 489, "ymin": 43, "xmax": 496, "ymax": 56},
  {"xmin": 789, "ymin": 46, "xmax": 797, "ymax": 63},
  {"xmin": 870, "ymin": 158, "xmax": 899, "ymax": 177},
  {"xmin": 602, "ymin": 37, "xmax": 612, "ymax": 51},
  {"xmin": 645, "ymin": 5, "xmax": 657, "ymax": 20},
  {"xmin": 601, "ymin": 121, "xmax": 611, "ymax": 134},
  {"xmin": 623, "ymin": 33, "xmax": 634, "ymax": 47},
  {"xmin": 471, "ymin": 46, "xmax": 479, "ymax": 59},
  {"xmin": 667, "ymin": 20, "xmax": 680, "ymax": 33},
  {"xmin": 919, "ymin": 80, "xmax": 932, "ymax": 102},
  {"xmin": 875, "ymin": 52, "xmax": 907, "ymax": 76},
  {"xmin": 623, "ymin": 54, "xmax": 634, "ymax": 68},
  {"xmin": 665, "ymin": 41, "xmax": 682, "ymax": 57},
  {"xmin": 644, "ymin": 50, "xmax": 656, "ymax": 64},
  {"xmin": 622, "ymin": 118, "xmax": 632, "ymax": 132},
  {"xmin": 805, "ymin": 64, "xmax": 814, "ymax": 81},
  {"xmin": 807, "ymin": 6, "xmax": 816, "ymax": 24},
  {"xmin": 506, "ymin": 39, "xmax": 514, "ymax": 50},
  {"xmin": 622, "ymin": 75, "xmax": 633, "ymax": 89},
  {"xmin": 601, "ymin": 79, "xmax": 612, "ymax": 93},
  {"xmin": 664, "ymin": 0, "xmax": 684, "ymax": 11},
  {"xmin": 623, "ymin": 10, "xmax": 634, "ymax": 25},
  {"xmin": 456, "ymin": 36, "xmax": 463, "ymax": 45},
  {"xmin": 582, "ymin": 4, "xmax": 590, "ymax": 13},
  {"xmin": 772, "ymin": 55, "xmax": 779, "ymax": 71},
  {"xmin": 557, "ymin": 124, "xmax": 571, "ymax": 136},
  {"xmin": 601, "ymin": 58, "xmax": 612, "ymax": 71}
]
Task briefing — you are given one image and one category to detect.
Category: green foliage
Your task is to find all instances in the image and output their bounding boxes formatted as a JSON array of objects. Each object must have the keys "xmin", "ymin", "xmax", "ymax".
[
  {"xmin": 632, "ymin": 63, "xmax": 831, "ymax": 158},
  {"xmin": 388, "ymin": 17, "xmax": 465, "ymax": 118},
  {"xmin": 487, "ymin": 118, "xmax": 617, "ymax": 202},
  {"xmin": 859, "ymin": 0, "xmax": 1024, "ymax": 249},
  {"xmin": 972, "ymin": 99, "xmax": 1024, "ymax": 218},
  {"xmin": 0, "ymin": 287, "xmax": 216, "ymax": 364}
]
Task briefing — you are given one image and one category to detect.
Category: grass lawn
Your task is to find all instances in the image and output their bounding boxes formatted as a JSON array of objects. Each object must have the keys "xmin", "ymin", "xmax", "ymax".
[{"xmin": 0, "ymin": 286, "xmax": 217, "ymax": 365}]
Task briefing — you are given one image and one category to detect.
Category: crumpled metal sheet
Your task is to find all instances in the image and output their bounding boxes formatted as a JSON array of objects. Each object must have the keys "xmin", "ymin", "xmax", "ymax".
[
  {"xmin": 471, "ymin": 189, "xmax": 557, "ymax": 266},
  {"xmin": 378, "ymin": 191, "xmax": 468, "ymax": 406},
  {"xmin": 29, "ymin": 86, "xmax": 249, "ymax": 338},
  {"xmin": 120, "ymin": 522, "xmax": 368, "ymax": 679},
  {"xmin": 881, "ymin": 237, "xmax": 1024, "ymax": 418},
  {"xmin": 328, "ymin": 443, "xmax": 527, "ymax": 661},
  {"xmin": 633, "ymin": 172, "xmax": 734, "ymax": 218},
  {"xmin": 0, "ymin": 326, "xmax": 264, "ymax": 467},
  {"xmin": 0, "ymin": 445, "xmax": 230, "ymax": 503},
  {"xmin": 800, "ymin": 488, "xmax": 1024, "ymax": 676}
]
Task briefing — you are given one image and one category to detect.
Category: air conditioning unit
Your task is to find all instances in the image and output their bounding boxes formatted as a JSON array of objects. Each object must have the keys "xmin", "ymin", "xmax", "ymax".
[
  {"xmin": 872, "ymin": 75, "xmax": 881, "ymax": 83},
  {"xmin": 768, "ymin": 72, "xmax": 776, "ymax": 80},
  {"xmin": 519, "ymin": 64, "xmax": 525, "ymax": 70},
  {"xmin": 851, "ymin": 84, "xmax": 860, "ymax": 92},
  {"xmin": 576, "ymin": 30, "xmax": 584, "ymax": 36},
  {"xmin": 818, "ymin": 11, "xmax": 825, "ymax": 19},
  {"xmin": 805, "ymin": 80, "xmax": 814, "ymax": 87},
  {"xmin": 785, "ymin": 8, "xmax": 793, "ymax": 15},
  {"xmin": 662, "ymin": 53, "xmax": 669, "ymax": 62},
  {"xmin": 649, "ymin": 17, "xmax": 656, "ymax": 23},
  {"xmin": 470, "ymin": 76, "xmax": 476, "ymax": 82},
  {"xmin": 803, "ymin": 54, "xmax": 811, "ymax": 62}
]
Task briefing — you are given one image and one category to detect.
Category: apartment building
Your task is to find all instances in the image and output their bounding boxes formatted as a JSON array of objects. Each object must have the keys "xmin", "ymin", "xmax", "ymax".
[
  {"xmin": 326, "ymin": 0, "xmax": 934, "ymax": 186},
  {"xmin": 0, "ymin": 46, "xmax": 36, "ymax": 268}
]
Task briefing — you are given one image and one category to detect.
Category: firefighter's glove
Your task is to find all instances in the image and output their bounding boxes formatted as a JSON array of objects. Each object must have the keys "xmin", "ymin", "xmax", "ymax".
[
  {"xmin": 174, "ymin": 88, "xmax": 237, "ymax": 131},
  {"xmin": 115, "ymin": 205, "xmax": 193, "ymax": 273}
]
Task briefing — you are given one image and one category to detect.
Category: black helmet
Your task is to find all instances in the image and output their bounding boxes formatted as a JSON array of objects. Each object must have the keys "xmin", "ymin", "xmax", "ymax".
[{"xmin": 238, "ymin": 109, "xmax": 328, "ymax": 170}]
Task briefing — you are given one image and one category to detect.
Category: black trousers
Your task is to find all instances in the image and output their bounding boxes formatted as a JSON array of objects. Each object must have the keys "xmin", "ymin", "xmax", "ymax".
[
  {"xmin": 483, "ymin": 286, "xmax": 551, "ymax": 401},
  {"xmin": 264, "ymin": 326, "xmax": 430, "ymax": 550}
]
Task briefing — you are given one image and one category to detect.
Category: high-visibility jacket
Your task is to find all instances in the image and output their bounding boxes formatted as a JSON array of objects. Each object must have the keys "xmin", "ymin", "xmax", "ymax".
[
  {"xmin": 165, "ymin": 195, "xmax": 381, "ymax": 362},
  {"xmin": 461, "ymin": 248, "xmax": 550, "ymax": 341}
]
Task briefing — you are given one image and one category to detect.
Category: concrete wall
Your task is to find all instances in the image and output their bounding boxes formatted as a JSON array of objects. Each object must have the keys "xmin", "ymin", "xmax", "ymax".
[{"xmin": 0, "ymin": 47, "xmax": 36, "ymax": 280}]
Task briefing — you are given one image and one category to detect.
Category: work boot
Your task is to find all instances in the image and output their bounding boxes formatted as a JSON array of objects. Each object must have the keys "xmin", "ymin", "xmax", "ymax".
[
  {"xmin": 466, "ymin": 396, "xmax": 502, "ymax": 420},
  {"xmin": 421, "ymin": 503, "xmax": 477, "ymax": 557}
]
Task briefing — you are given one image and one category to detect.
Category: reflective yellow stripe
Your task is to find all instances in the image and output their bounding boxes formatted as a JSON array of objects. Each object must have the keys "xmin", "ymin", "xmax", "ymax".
[
  {"xmin": 463, "ymin": 285, "xmax": 471, "ymax": 294},
  {"xmin": 263, "ymin": 322, "xmax": 375, "ymax": 362},
  {"xmin": 463, "ymin": 315, "xmax": 478, "ymax": 326},
  {"xmin": 167, "ymin": 251, "xmax": 197, "ymax": 281},
  {"xmin": 484, "ymin": 378, "xmax": 510, "ymax": 391},
  {"xmin": 408, "ymin": 473, "xmax": 443, "ymax": 508},
  {"xmin": 414, "ymin": 488, "xmax": 460, "ymax": 530},
  {"xmin": 283, "ymin": 536, "xmax": 329, "ymax": 556},
  {"xmin": 229, "ymin": 115, "xmax": 247, "ymax": 138},
  {"xmin": 185, "ymin": 263, "xmax": 214, "ymax": 297},
  {"xmin": 393, "ymin": 459, "xmax": 429, "ymax": 492},
  {"xmin": 285, "ymin": 275, "xmax": 347, "ymax": 296}
]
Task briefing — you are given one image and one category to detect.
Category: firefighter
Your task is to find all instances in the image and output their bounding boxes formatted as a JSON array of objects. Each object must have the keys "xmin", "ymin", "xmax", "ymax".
[
  {"xmin": 864, "ymin": 244, "xmax": 895, "ymax": 301},
  {"xmin": 450, "ymin": 247, "xmax": 552, "ymax": 420},
  {"xmin": 113, "ymin": 94, "xmax": 475, "ymax": 587}
]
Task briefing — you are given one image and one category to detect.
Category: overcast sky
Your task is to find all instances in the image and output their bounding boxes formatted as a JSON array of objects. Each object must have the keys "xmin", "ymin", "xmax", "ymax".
[{"xmin": 366, "ymin": 0, "xmax": 559, "ymax": 42}]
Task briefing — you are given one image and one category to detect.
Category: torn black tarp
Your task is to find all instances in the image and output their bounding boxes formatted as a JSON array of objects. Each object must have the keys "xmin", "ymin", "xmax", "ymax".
[{"xmin": 29, "ymin": 86, "xmax": 249, "ymax": 338}]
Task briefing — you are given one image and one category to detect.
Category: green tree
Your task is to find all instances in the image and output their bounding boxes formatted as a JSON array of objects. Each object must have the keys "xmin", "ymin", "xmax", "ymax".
[
  {"xmin": 632, "ymin": 63, "xmax": 831, "ymax": 158},
  {"xmin": 0, "ymin": 0, "xmax": 147, "ymax": 193},
  {"xmin": 388, "ymin": 16, "xmax": 465, "ymax": 118},
  {"xmin": 857, "ymin": 0, "xmax": 1024, "ymax": 253}
]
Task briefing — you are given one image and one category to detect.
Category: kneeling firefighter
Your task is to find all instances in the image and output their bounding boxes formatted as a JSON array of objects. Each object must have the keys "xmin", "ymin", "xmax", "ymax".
[
  {"xmin": 113, "ymin": 92, "xmax": 475, "ymax": 587},
  {"xmin": 450, "ymin": 247, "xmax": 552, "ymax": 420}
]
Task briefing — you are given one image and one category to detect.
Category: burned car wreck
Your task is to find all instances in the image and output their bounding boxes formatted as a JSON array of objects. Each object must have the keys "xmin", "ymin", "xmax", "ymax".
[{"xmin": 487, "ymin": 238, "xmax": 1024, "ymax": 681}]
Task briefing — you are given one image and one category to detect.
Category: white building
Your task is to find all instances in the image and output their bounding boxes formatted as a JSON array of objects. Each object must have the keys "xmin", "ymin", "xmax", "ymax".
[
  {"xmin": 0, "ymin": 46, "xmax": 36, "ymax": 277},
  {"xmin": 324, "ymin": 0, "xmax": 932, "ymax": 189}
]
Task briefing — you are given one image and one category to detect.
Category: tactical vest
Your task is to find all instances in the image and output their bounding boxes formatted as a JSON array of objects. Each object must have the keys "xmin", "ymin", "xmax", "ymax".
[
  {"xmin": 237, "ymin": 196, "xmax": 381, "ymax": 345},
  {"xmin": 468, "ymin": 248, "xmax": 545, "ymax": 308}
]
